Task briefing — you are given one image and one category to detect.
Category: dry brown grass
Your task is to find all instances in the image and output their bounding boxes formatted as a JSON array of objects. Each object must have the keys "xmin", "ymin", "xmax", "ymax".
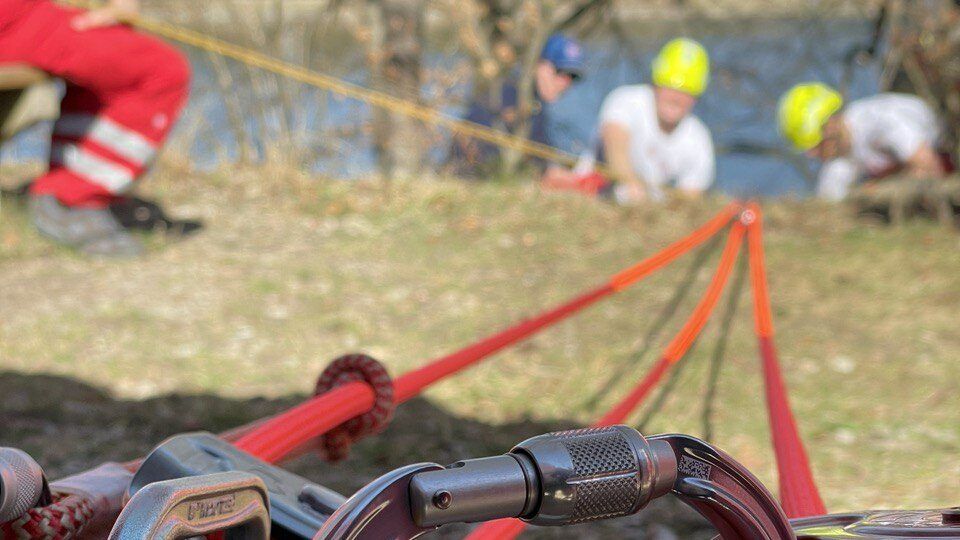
[{"xmin": 1, "ymin": 162, "xmax": 958, "ymax": 537}]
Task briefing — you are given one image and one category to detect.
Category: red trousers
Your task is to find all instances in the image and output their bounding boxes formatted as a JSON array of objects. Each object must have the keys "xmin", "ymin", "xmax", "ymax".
[{"xmin": 0, "ymin": 0, "xmax": 189, "ymax": 207}]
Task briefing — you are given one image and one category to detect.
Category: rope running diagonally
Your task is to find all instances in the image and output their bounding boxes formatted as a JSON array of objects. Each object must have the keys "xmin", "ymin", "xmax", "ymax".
[
  {"xmin": 231, "ymin": 205, "xmax": 740, "ymax": 463},
  {"xmin": 636, "ymin": 236, "xmax": 745, "ymax": 436},
  {"xmin": 699, "ymin": 250, "xmax": 747, "ymax": 442},
  {"xmin": 467, "ymin": 220, "xmax": 748, "ymax": 540},
  {"xmin": 57, "ymin": 0, "xmax": 591, "ymax": 170},
  {"xmin": 582, "ymin": 231, "xmax": 723, "ymax": 412}
]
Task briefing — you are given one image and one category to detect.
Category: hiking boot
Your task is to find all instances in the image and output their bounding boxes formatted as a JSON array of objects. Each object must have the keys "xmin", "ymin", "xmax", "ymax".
[
  {"xmin": 28, "ymin": 195, "xmax": 144, "ymax": 257},
  {"xmin": 110, "ymin": 196, "xmax": 204, "ymax": 238}
]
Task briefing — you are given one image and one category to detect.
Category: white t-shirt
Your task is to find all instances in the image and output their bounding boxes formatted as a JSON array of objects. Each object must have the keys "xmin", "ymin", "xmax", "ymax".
[
  {"xmin": 818, "ymin": 93, "xmax": 941, "ymax": 200},
  {"xmin": 583, "ymin": 84, "xmax": 715, "ymax": 196}
]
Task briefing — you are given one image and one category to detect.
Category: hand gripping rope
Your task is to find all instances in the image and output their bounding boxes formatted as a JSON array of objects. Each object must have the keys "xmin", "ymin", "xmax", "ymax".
[
  {"xmin": 231, "ymin": 204, "xmax": 740, "ymax": 463},
  {"xmin": 312, "ymin": 354, "xmax": 395, "ymax": 462}
]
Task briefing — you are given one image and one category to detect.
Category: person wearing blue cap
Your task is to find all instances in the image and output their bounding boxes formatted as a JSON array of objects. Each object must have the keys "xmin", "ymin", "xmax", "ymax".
[{"xmin": 447, "ymin": 34, "xmax": 585, "ymax": 180}]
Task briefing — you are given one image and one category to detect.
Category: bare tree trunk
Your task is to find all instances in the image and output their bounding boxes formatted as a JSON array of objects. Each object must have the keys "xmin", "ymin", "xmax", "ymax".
[
  {"xmin": 266, "ymin": 0, "xmax": 303, "ymax": 168},
  {"xmin": 365, "ymin": 1, "xmax": 389, "ymax": 180},
  {"xmin": 386, "ymin": 0, "xmax": 426, "ymax": 178},
  {"xmin": 205, "ymin": 51, "xmax": 254, "ymax": 164},
  {"xmin": 504, "ymin": 28, "xmax": 550, "ymax": 174},
  {"xmin": 367, "ymin": 0, "xmax": 426, "ymax": 182}
]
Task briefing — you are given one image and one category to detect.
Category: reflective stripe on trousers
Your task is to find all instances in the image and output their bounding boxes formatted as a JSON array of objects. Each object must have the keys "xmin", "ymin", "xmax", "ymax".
[{"xmin": 53, "ymin": 114, "xmax": 157, "ymax": 167}]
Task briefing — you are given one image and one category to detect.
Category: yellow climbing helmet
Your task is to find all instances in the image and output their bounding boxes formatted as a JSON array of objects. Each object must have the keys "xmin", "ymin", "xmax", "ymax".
[
  {"xmin": 778, "ymin": 83, "xmax": 844, "ymax": 151},
  {"xmin": 651, "ymin": 38, "xmax": 710, "ymax": 97}
]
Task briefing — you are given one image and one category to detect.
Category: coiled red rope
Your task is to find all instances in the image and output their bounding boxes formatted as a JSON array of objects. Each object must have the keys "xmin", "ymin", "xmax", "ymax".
[
  {"xmin": 232, "ymin": 204, "xmax": 740, "ymax": 463},
  {"xmin": 467, "ymin": 221, "xmax": 747, "ymax": 540},
  {"xmin": 746, "ymin": 203, "xmax": 826, "ymax": 518},
  {"xmin": 312, "ymin": 353, "xmax": 395, "ymax": 461}
]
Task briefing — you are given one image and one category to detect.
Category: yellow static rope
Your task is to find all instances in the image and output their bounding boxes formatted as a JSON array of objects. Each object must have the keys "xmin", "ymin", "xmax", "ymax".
[{"xmin": 59, "ymin": 0, "xmax": 591, "ymax": 170}]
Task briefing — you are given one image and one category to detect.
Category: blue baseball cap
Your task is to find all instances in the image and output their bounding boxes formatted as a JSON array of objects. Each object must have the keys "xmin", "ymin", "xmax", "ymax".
[{"xmin": 540, "ymin": 34, "xmax": 585, "ymax": 79}]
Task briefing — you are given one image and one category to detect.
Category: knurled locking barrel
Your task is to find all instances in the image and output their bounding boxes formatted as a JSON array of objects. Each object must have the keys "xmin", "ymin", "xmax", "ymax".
[
  {"xmin": 408, "ymin": 425, "xmax": 676, "ymax": 528},
  {"xmin": 512, "ymin": 425, "xmax": 676, "ymax": 526},
  {"xmin": 0, "ymin": 448, "xmax": 50, "ymax": 523}
]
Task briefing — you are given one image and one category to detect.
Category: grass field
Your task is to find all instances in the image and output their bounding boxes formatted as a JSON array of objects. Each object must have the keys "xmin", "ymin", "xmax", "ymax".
[{"xmin": 1, "ymin": 163, "xmax": 958, "ymax": 538}]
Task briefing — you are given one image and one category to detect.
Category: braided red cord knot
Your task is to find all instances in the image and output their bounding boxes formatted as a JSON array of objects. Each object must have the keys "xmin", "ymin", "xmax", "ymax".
[
  {"xmin": 0, "ymin": 492, "xmax": 96, "ymax": 540},
  {"xmin": 314, "ymin": 353, "xmax": 395, "ymax": 462}
]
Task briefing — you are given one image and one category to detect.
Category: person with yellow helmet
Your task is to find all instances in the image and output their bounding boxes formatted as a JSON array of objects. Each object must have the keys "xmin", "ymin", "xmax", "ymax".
[
  {"xmin": 556, "ymin": 38, "xmax": 714, "ymax": 203},
  {"xmin": 778, "ymin": 83, "xmax": 948, "ymax": 200}
]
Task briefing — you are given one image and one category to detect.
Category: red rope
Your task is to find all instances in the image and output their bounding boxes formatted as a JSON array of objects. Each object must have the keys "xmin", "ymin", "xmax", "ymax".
[
  {"xmin": 745, "ymin": 203, "xmax": 826, "ymax": 518},
  {"xmin": 312, "ymin": 353, "xmax": 395, "ymax": 461},
  {"xmin": 467, "ymin": 221, "xmax": 746, "ymax": 540},
  {"xmin": 0, "ymin": 492, "xmax": 96, "ymax": 540},
  {"xmin": 233, "ymin": 204, "xmax": 740, "ymax": 463},
  {"xmin": 597, "ymin": 223, "xmax": 745, "ymax": 426}
]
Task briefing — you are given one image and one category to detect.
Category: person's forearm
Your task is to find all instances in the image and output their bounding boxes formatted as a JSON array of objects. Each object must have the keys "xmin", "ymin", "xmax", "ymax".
[
  {"xmin": 601, "ymin": 125, "xmax": 645, "ymax": 189},
  {"xmin": 608, "ymin": 152, "xmax": 643, "ymax": 187}
]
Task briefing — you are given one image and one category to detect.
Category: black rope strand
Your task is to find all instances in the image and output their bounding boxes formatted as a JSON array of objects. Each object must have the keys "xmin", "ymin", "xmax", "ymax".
[
  {"xmin": 637, "ymin": 241, "xmax": 747, "ymax": 435},
  {"xmin": 635, "ymin": 331, "xmax": 695, "ymax": 432},
  {"xmin": 700, "ymin": 249, "xmax": 748, "ymax": 442},
  {"xmin": 582, "ymin": 231, "xmax": 724, "ymax": 411}
]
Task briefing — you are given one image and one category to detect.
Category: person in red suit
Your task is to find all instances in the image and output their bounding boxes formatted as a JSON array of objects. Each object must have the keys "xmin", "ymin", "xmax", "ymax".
[{"xmin": 0, "ymin": 0, "xmax": 190, "ymax": 256}]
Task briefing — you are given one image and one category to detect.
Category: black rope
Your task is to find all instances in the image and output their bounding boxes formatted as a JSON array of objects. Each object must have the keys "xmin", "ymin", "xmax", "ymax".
[
  {"xmin": 637, "ymin": 240, "xmax": 747, "ymax": 434},
  {"xmin": 582, "ymin": 230, "xmax": 723, "ymax": 411},
  {"xmin": 635, "ymin": 328, "xmax": 694, "ymax": 432},
  {"xmin": 700, "ymin": 250, "xmax": 748, "ymax": 442}
]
